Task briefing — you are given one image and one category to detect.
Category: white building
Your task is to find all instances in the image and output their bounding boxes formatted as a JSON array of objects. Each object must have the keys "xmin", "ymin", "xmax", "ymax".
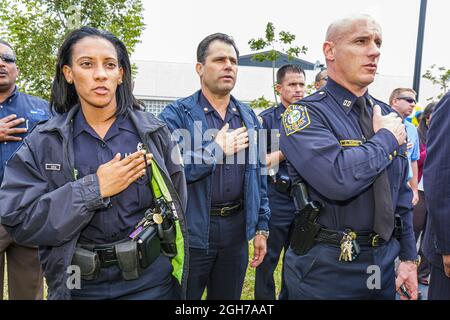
[{"xmin": 132, "ymin": 57, "xmax": 440, "ymax": 116}]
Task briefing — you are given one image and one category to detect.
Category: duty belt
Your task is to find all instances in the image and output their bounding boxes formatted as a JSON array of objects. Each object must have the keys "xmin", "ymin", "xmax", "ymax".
[
  {"xmin": 79, "ymin": 239, "xmax": 128, "ymax": 268},
  {"xmin": 210, "ymin": 201, "xmax": 242, "ymax": 217},
  {"xmin": 315, "ymin": 228, "xmax": 387, "ymax": 247}
]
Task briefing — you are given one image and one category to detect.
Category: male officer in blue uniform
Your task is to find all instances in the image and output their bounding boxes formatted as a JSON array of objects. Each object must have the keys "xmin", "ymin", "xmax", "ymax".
[
  {"xmin": 423, "ymin": 91, "xmax": 450, "ymax": 299},
  {"xmin": 279, "ymin": 15, "xmax": 419, "ymax": 299},
  {"xmin": 160, "ymin": 33, "xmax": 270, "ymax": 300},
  {"xmin": 255, "ymin": 64, "xmax": 305, "ymax": 300},
  {"xmin": 0, "ymin": 39, "xmax": 49, "ymax": 299}
]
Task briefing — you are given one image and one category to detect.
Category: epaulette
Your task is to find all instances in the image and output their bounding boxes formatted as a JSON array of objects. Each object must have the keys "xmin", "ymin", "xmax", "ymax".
[
  {"xmin": 301, "ymin": 90, "xmax": 328, "ymax": 103},
  {"xmin": 258, "ymin": 105, "xmax": 278, "ymax": 125},
  {"xmin": 258, "ymin": 105, "xmax": 277, "ymax": 116}
]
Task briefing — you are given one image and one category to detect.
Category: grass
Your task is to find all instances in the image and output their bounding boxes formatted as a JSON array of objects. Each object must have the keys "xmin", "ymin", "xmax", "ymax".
[
  {"xmin": 3, "ymin": 242, "xmax": 283, "ymax": 300},
  {"xmin": 241, "ymin": 241, "xmax": 284, "ymax": 300}
]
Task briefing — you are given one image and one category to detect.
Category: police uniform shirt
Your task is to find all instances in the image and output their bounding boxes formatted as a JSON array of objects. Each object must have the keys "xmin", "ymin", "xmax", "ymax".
[
  {"xmin": 199, "ymin": 93, "xmax": 245, "ymax": 206},
  {"xmin": 0, "ymin": 86, "xmax": 50, "ymax": 182},
  {"xmin": 259, "ymin": 103, "xmax": 296, "ymax": 213},
  {"xmin": 279, "ymin": 77, "xmax": 417, "ymax": 260},
  {"xmin": 73, "ymin": 109, "xmax": 153, "ymax": 244}
]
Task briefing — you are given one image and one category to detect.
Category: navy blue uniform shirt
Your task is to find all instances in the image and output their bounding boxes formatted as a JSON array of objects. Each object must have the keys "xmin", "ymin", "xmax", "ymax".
[
  {"xmin": 199, "ymin": 93, "xmax": 245, "ymax": 205},
  {"xmin": 259, "ymin": 103, "xmax": 296, "ymax": 213},
  {"xmin": 280, "ymin": 78, "xmax": 417, "ymax": 260},
  {"xmin": 73, "ymin": 109, "xmax": 153, "ymax": 244},
  {"xmin": 0, "ymin": 87, "xmax": 50, "ymax": 182}
]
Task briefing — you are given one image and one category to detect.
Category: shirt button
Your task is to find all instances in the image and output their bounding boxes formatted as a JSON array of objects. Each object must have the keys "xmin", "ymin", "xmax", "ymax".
[
  {"xmin": 100, "ymin": 142, "xmax": 106, "ymax": 148},
  {"xmin": 225, "ymin": 166, "xmax": 230, "ymax": 171},
  {"xmin": 389, "ymin": 154, "xmax": 393, "ymax": 161}
]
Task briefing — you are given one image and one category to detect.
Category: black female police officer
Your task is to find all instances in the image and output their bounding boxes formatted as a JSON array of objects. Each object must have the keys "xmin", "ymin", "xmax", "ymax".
[{"xmin": 0, "ymin": 27, "xmax": 188, "ymax": 300}]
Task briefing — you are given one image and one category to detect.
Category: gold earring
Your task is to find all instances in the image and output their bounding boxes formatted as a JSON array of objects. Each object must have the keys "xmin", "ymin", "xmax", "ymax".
[
  {"xmin": 67, "ymin": 79, "xmax": 72, "ymax": 84},
  {"xmin": 118, "ymin": 79, "xmax": 123, "ymax": 85}
]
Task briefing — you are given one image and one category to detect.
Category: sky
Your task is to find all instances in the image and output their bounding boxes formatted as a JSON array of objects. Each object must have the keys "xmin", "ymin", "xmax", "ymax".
[{"xmin": 131, "ymin": 0, "xmax": 449, "ymax": 101}]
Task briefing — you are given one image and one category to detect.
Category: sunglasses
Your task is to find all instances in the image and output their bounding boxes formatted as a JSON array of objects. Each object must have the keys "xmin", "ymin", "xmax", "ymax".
[
  {"xmin": 397, "ymin": 96, "xmax": 416, "ymax": 104},
  {"xmin": 0, "ymin": 53, "xmax": 16, "ymax": 64}
]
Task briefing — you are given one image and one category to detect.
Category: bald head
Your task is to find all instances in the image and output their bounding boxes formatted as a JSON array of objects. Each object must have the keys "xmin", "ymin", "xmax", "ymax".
[
  {"xmin": 325, "ymin": 15, "xmax": 381, "ymax": 42},
  {"xmin": 322, "ymin": 14, "xmax": 383, "ymax": 97}
]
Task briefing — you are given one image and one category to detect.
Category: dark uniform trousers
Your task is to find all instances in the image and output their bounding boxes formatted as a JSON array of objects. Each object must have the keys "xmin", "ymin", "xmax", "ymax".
[
  {"xmin": 284, "ymin": 238, "xmax": 401, "ymax": 299},
  {"xmin": 187, "ymin": 210, "xmax": 248, "ymax": 300},
  {"xmin": 0, "ymin": 225, "xmax": 43, "ymax": 300},
  {"xmin": 255, "ymin": 203, "xmax": 292, "ymax": 300},
  {"xmin": 429, "ymin": 265, "xmax": 450, "ymax": 300}
]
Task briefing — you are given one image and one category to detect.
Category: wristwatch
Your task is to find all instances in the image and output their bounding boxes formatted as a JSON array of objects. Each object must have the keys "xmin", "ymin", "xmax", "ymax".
[
  {"xmin": 255, "ymin": 230, "xmax": 269, "ymax": 239},
  {"xmin": 400, "ymin": 256, "xmax": 421, "ymax": 267}
]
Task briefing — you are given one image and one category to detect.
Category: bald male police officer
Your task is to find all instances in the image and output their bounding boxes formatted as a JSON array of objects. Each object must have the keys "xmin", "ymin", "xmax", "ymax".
[
  {"xmin": 280, "ymin": 15, "xmax": 419, "ymax": 299},
  {"xmin": 255, "ymin": 64, "xmax": 306, "ymax": 300}
]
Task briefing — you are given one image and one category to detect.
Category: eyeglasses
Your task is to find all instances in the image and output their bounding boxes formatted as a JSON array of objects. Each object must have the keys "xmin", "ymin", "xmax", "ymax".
[
  {"xmin": 0, "ymin": 53, "xmax": 16, "ymax": 64},
  {"xmin": 397, "ymin": 96, "xmax": 416, "ymax": 104}
]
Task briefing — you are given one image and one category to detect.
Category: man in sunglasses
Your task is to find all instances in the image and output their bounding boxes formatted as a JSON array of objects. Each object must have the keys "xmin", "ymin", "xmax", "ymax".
[
  {"xmin": 0, "ymin": 39, "xmax": 50, "ymax": 300},
  {"xmin": 389, "ymin": 88, "xmax": 420, "ymax": 208}
]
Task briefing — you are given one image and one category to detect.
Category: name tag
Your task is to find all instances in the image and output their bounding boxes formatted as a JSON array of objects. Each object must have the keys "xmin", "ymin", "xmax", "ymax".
[
  {"xmin": 45, "ymin": 163, "xmax": 61, "ymax": 171},
  {"xmin": 339, "ymin": 140, "xmax": 362, "ymax": 147}
]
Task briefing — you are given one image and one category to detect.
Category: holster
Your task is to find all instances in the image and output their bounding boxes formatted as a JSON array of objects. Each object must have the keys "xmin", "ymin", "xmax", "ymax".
[
  {"xmin": 72, "ymin": 247, "xmax": 100, "ymax": 281},
  {"xmin": 290, "ymin": 216, "xmax": 322, "ymax": 256},
  {"xmin": 289, "ymin": 181, "xmax": 323, "ymax": 256},
  {"xmin": 115, "ymin": 241, "xmax": 140, "ymax": 281},
  {"xmin": 136, "ymin": 224, "xmax": 161, "ymax": 269}
]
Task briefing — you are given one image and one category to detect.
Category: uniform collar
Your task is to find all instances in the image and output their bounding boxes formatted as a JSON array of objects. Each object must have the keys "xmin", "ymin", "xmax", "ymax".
[
  {"xmin": 324, "ymin": 77, "xmax": 372, "ymax": 115},
  {"xmin": 199, "ymin": 92, "xmax": 240, "ymax": 117},
  {"xmin": 0, "ymin": 86, "xmax": 19, "ymax": 104},
  {"xmin": 73, "ymin": 108, "xmax": 133, "ymax": 141},
  {"xmin": 275, "ymin": 103, "xmax": 287, "ymax": 120}
]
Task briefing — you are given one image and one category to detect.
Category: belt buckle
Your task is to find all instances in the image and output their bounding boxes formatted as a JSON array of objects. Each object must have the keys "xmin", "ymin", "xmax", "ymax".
[
  {"xmin": 220, "ymin": 207, "xmax": 229, "ymax": 216},
  {"xmin": 371, "ymin": 234, "xmax": 380, "ymax": 247}
]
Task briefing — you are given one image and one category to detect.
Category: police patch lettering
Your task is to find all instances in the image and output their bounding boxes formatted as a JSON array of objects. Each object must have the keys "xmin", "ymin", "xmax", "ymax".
[{"xmin": 282, "ymin": 104, "xmax": 311, "ymax": 136}]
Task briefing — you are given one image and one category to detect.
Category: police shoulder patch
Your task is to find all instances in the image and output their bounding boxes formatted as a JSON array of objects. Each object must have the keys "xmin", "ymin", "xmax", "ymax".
[{"xmin": 282, "ymin": 104, "xmax": 311, "ymax": 136}]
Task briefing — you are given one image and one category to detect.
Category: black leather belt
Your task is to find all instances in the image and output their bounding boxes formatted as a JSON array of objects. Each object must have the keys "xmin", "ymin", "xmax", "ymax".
[
  {"xmin": 79, "ymin": 239, "xmax": 128, "ymax": 268},
  {"xmin": 315, "ymin": 228, "xmax": 386, "ymax": 247},
  {"xmin": 210, "ymin": 201, "xmax": 242, "ymax": 217}
]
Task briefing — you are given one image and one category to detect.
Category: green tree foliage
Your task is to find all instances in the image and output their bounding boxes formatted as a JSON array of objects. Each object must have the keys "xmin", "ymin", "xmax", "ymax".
[
  {"xmin": 0, "ymin": 0, "xmax": 145, "ymax": 100},
  {"xmin": 422, "ymin": 64, "xmax": 450, "ymax": 100},
  {"xmin": 248, "ymin": 95, "xmax": 275, "ymax": 110},
  {"xmin": 248, "ymin": 22, "xmax": 307, "ymax": 106}
]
